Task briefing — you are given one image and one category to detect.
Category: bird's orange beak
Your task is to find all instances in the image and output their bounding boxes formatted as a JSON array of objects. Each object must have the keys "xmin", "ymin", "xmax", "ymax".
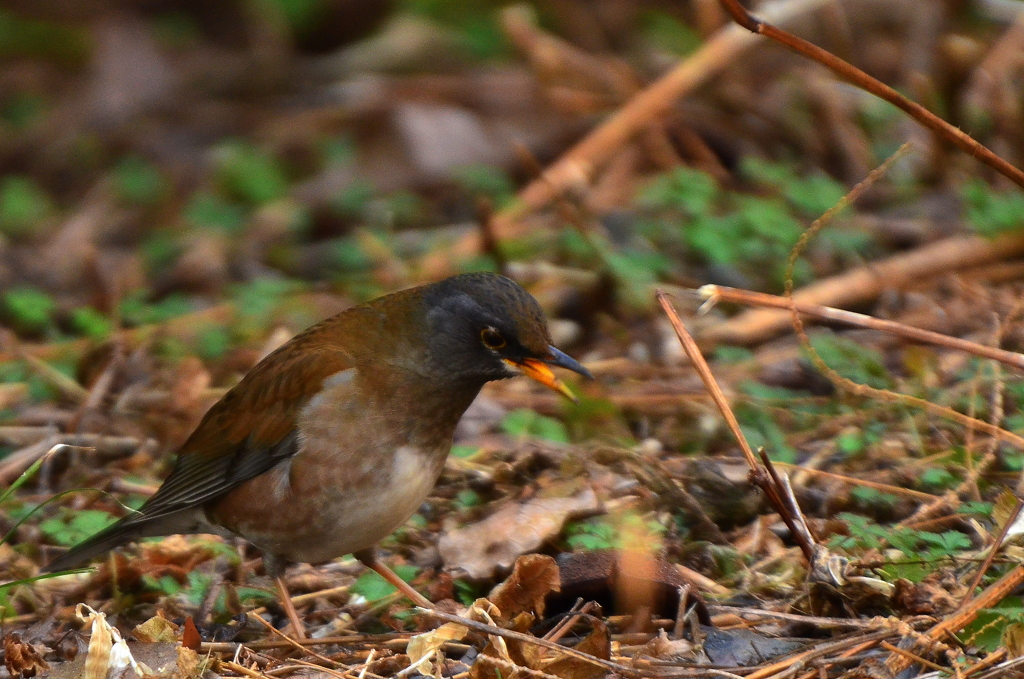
[{"xmin": 504, "ymin": 346, "xmax": 592, "ymax": 403}]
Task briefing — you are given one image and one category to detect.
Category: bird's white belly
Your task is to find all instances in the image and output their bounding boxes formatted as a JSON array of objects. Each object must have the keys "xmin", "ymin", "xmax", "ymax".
[{"xmin": 240, "ymin": 445, "xmax": 440, "ymax": 564}]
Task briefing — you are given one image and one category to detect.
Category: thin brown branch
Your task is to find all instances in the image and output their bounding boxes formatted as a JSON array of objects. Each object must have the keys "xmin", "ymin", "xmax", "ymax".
[
  {"xmin": 717, "ymin": 0, "xmax": 1024, "ymax": 187},
  {"xmin": 773, "ymin": 462, "xmax": 940, "ymax": 502},
  {"xmin": 744, "ymin": 629, "xmax": 896, "ymax": 679},
  {"xmin": 425, "ymin": 609, "xmax": 641, "ymax": 676},
  {"xmin": 880, "ymin": 641, "xmax": 947, "ymax": 673},
  {"xmin": 958, "ymin": 498, "xmax": 1023, "ymax": 612},
  {"xmin": 658, "ymin": 291, "xmax": 816, "ymax": 561},
  {"xmin": 700, "ymin": 233, "xmax": 1024, "ymax": 346},
  {"xmin": 885, "ymin": 563, "xmax": 1024, "ymax": 673},
  {"xmin": 486, "ymin": 0, "xmax": 833, "ymax": 239},
  {"xmin": 700, "ymin": 285, "xmax": 1024, "ymax": 372},
  {"xmin": 657, "ymin": 290, "xmax": 758, "ymax": 472},
  {"xmin": 759, "ymin": 450, "xmax": 816, "ymax": 560},
  {"xmin": 963, "ymin": 649, "xmax": 1008, "ymax": 678}
]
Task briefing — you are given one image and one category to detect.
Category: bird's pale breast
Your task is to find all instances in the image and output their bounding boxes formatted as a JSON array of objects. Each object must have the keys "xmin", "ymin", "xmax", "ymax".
[{"xmin": 206, "ymin": 368, "xmax": 452, "ymax": 564}]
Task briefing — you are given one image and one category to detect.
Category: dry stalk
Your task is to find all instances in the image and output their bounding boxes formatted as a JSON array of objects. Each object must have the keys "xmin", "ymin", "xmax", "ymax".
[
  {"xmin": 885, "ymin": 563, "xmax": 1024, "ymax": 673},
  {"xmin": 772, "ymin": 463, "xmax": 939, "ymax": 502},
  {"xmin": 963, "ymin": 649, "xmax": 1008, "ymax": 677},
  {"xmin": 201, "ymin": 634, "xmax": 412, "ymax": 654},
  {"xmin": 247, "ymin": 612, "xmax": 341, "ymax": 669},
  {"xmin": 698, "ymin": 286, "xmax": 1024, "ymax": 372},
  {"xmin": 717, "ymin": 0, "xmax": 1024, "ymax": 188},
  {"xmin": 221, "ymin": 661, "xmax": 266, "ymax": 678},
  {"xmin": 957, "ymin": 498, "xmax": 1023, "ymax": 612},
  {"xmin": 707, "ymin": 606, "xmax": 887, "ymax": 629},
  {"xmin": 657, "ymin": 292, "xmax": 758, "ymax": 473},
  {"xmin": 475, "ymin": 654, "xmax": 564, "ymax": 679},
  {"xmin": 698, "ymin": 286, "xmax": 1024, "ymax": 451},
  {"xmin": 742, "ymin": 629, "xmax": 896, "ymax": 679},
  {"xmin": 542, "ymin": 601, "xmax": 597, "ymax": 643},
  {"xmin": 702, "ymin": 234, "xmax": 1024, "ymax": 346},
  {"xmin": 746, "ymin": 143, "xmax": 1024, "ymax": 454},
  {"xmin": 486, "ymin": 0, "xmax": 833, "ymax": 239},
  {"xmin": 425, "ymin": 609, "xmax": 640, "ymax": 676},
  {"xmin": 880, "ymin": 641, "xmax": 947, "ymax": 672},
  {"xmin": 657, "ymin": 291, "xmax": 816, "ymax": 562},
  {"xmin": 790, "ymin": 636, "xmax": 883, "ymax": 679}
]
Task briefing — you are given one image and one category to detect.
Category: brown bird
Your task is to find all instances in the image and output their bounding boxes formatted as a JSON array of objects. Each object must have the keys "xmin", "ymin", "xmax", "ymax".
[{"xmin": 44, "ymin": 273, "xmax": 591, "ymax": 636}]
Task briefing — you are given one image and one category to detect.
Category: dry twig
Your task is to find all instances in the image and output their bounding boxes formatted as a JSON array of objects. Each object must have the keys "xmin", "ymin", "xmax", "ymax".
[
  {"xmin": 485, "ymin": 0, "xmax": 833, "ymax": 239},
  {"xmin": 701, "ymin": 233, "xmax": 1024, "ymax": 346},
  {"xmin": 717, "ymin": 0, "xmax": 1024, "ymax": 187}
]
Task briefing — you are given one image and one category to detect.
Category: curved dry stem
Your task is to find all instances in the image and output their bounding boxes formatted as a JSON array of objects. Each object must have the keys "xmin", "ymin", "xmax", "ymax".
[{"xmin": 780, "ymin": 144, "xmax": 1024, "ymax": 451}]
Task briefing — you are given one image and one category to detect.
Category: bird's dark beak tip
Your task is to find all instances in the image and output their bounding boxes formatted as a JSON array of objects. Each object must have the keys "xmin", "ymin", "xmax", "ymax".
[{"xmin": 546, "ymin": 346, "xmax": 593, "ymax": 381}]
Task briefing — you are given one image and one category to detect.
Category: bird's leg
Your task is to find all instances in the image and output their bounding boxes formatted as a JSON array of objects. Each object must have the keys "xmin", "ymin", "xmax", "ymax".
[
  {"xmin": 265, "ymin": 555, "xmax": 307, "ymax": 640},
  {"xmin": 353, "ymin": 549, "xmax": 434, "ymax": 609}
]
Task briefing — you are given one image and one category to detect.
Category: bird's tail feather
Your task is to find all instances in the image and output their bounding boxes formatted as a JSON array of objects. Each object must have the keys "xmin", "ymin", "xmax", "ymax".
[
  {"xmin": 42, "ymin": 520, "xmax": 140, "ymax": 573},
  {"xmin": 42, "ymin": 511, "xmax": 190, "ymax": 573}
]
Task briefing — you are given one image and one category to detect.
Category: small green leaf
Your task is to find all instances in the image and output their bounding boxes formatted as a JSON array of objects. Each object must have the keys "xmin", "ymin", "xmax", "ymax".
[
  {"xmin": 918, "ymin": 468, "xmax": 957, "ymax": 492},
  {"xmin": 0, "ymin": 176, "xmax": 52, "ymax": 237},
  {"xmin": 714, "ymin": 346, "xmax": 754, "ymax": 364},
  {"xmin": 40, "ymin": 510, "xmax": 117, "ymax": 546},
  {"xmin": 118, "ymin": 291, "xmax": 193, "ymax": 326},
  {"xmin": 215, "ymin": 140, "xmax": 288, "ymax": 205},
  {"xmin": 837, "ymin": 431, "xmax": 864, "ymax": 456},
  {"xmin": 962, "ymin": 179, "xmax": 1024, "ymax": 236},
  {"xmin": 564, "ymin": 518, "xmax": 616, "ymax": 550},
  {"xmin": 2, "ymin": 93, "xmax": 46, "ymax": 128},
  {"xmin": 454, "ymin": 579, "xmax": 481, "ymax": 606},
  {"xmin": 961, "ymin": 502, "xmax": 993, "ymax": 518},
  {"xmin": 808, "ymin": 336, "xmax": 891, "ymax": 390},
  {"xmin": 350, "ymin": 564, "xmax": 420, "ymax": 602},
  {"xmin": 3, "ymin": 286, "xmax": 56, "ymax": 333},
  {"xmin": 500, "ymin": 409, "xmax": 570, "ymax": 443},
  {"xmin": 640, "ymin": 10, "xmax": 700, "ymax": 55},
  {"xmin": 197, "ymin": 324, "xmax": 232, "ymax": 361},
  {"xmin": 639, "ymin": 166, "xmax": 718, "ymax": 216},
  {"xmin": 851, "ymin": 486, "xmax": 898, "ymax": 509},
  {"xmin": 114, "ymin": 156, "xmax": 167, "ymax": 206},
  {"xmin": 455, "ymin": 489, "xmax": 481, "ymax": 508},
  {"xmin": 331, "ymin": 181, "xmax": 375, "ymax": 219},
  {"xmin": 450, "ymin": 445, "xmax": 479, "ymax": 459},
  {"xmin": 184, "ymin": 192, "xmax": 246, "ymax": 234},
  {"xmin": 784, "ymin": 174, "xmax": 848, "ymax": 217},
  {"xmin": 740, "ymin": 156, "xmax": 797, "ymax": 190},
  {"xmin": 71, "ymin": 307, "xmax": 113, "ymax": 340},
  {"xmin": 451, "ymin": 164, "xmax": 515, "ymax": 207}
]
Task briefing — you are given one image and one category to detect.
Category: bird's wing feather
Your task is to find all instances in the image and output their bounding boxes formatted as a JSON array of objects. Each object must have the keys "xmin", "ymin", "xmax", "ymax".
[
  {"xmin": 44, "ymin": 334, "xmax": 356, "ymax": 573},
  {"xmin": 133, "ymin": 343, "xmax": 354, "ymax": 521}
]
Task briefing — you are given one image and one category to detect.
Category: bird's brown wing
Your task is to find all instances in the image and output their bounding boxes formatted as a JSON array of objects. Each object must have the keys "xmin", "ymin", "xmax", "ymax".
[
  {"xmin": 43, "ymin": 341, "xmax": 354, "ymax": 572},
  {"xmin": 136, "ymin": 343, "xmax": 354, "ymax": 520}
]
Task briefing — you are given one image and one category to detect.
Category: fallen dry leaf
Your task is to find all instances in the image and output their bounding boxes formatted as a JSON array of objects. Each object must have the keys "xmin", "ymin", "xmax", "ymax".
[
  {"xmin": 1006, "ymin": 623, "xmax": 1024, "ymax": 658},
  {"xmin": 488, "ymin": 553, "xmax": 561, "ymax": 620},
  {"xmin": 3, "ymin": 633, "xmax": 49, "ymax": 678},
  {"xmin": 635, "ymin": 629, "xmax": 694, "ymax": 661},
  {"xmin": 47, "ymin": 642, "xmax": 204, "ymax": 679},
  {"xmin": 78, "ymin": 603, "xmax": 153, "ymax": 679},
  {"xmin": 532, "ymin": 618, "xmax": 610, "ymax": 679},
  {"xmin": 132, "ymin": 616, "xmax": 178, "ymax": 644},
  {"xmin": 406, "ymin": 622, "xmax": 469, "ymax": 675},
  {"xmin": 181, "ymin": 617, "xmax": 202, "ymax": 652},
  {"xmin": 439, "ymin": 488, "xmax": 599, "ymax": 579}
]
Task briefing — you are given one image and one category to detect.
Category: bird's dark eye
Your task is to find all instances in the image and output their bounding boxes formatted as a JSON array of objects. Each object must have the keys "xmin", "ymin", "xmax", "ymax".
[{"xmin": 480, "ymin": 327, "xmax": 506, "ymax": 349}]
